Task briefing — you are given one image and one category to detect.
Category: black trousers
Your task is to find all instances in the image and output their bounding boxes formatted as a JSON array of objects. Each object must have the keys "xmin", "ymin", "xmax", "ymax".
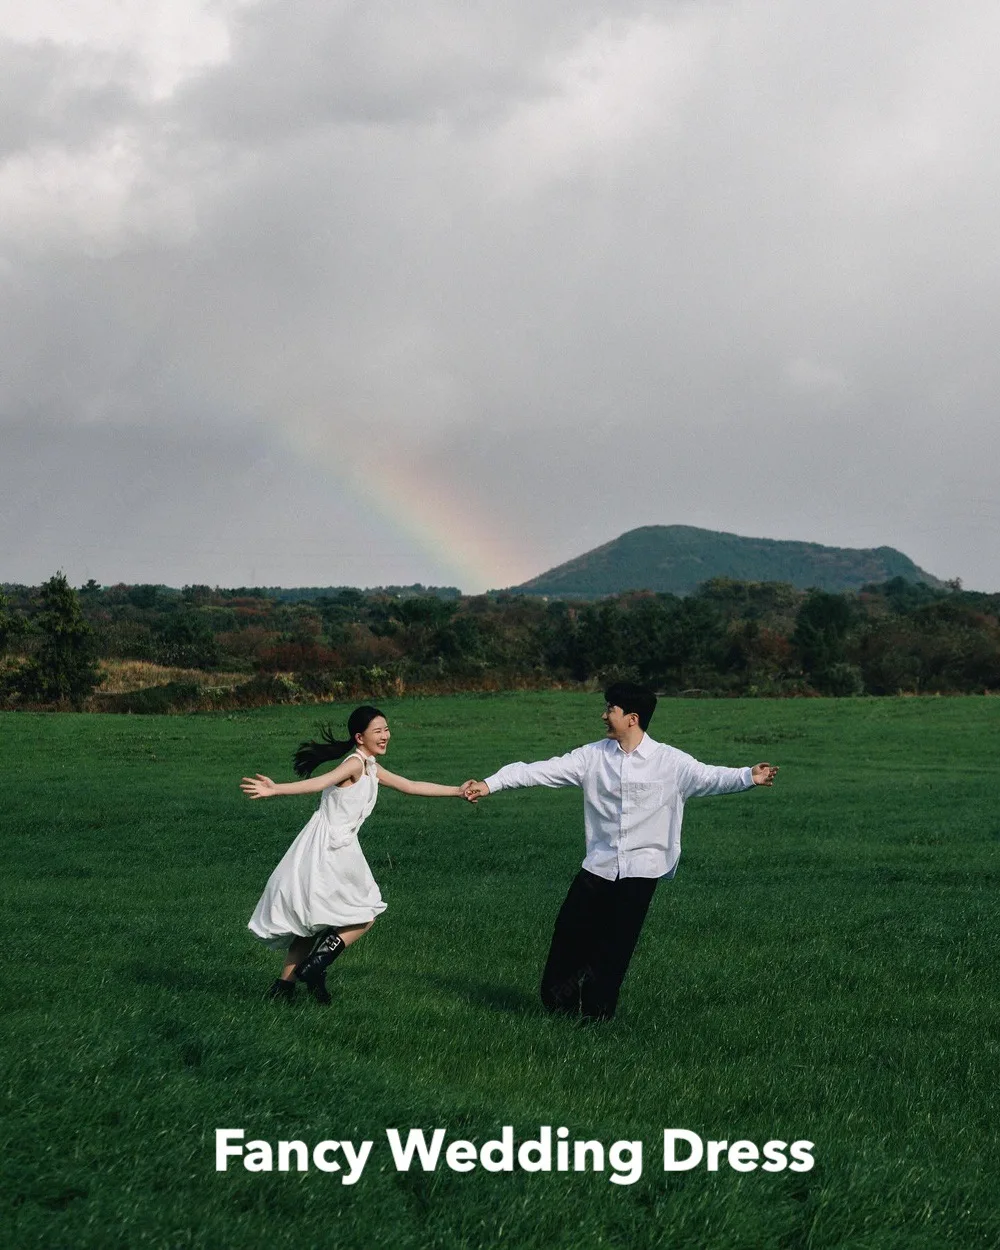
[{"xmin": 540, "ymin": 869, "xmax": 658, "ymax": 1021}]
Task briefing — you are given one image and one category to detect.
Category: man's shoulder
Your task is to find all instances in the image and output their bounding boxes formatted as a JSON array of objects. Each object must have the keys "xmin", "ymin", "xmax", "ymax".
[
  {"xmin": 569, "ymin": 738, "xmax": 618, "ymax": 764},
  {"xmin": 578, "ymin": 738, "xmax": 612, "ymax": 756},
  {"xmin": 639, "ymin": 736, "xmax": 694, "ymax": 766},
  {"xmin": 648, "ymin": 735, "xmax": 684, "ymax": 753}
]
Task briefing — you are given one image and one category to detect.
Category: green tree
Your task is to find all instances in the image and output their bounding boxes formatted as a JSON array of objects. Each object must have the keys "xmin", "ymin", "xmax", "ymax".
[
  {"xmin": 0, "ymin": 591, "xmax": 27, "ymax": 658},
  {"xmin": 155, "ymin": 610, "xmax": 221, "ymax": 669},
  {"xmin": 792, "ymin": 590, "xmax": 860, "ymax": 692},
  {"xmin": 17, "ymin": 573, "xmax": 101, "ymax": 708}
]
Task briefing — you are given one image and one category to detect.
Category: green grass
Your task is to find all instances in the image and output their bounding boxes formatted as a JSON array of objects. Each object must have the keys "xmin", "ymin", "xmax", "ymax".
[{"xmin": 3, "ymin": 694, "xmax": 999, "ymax": 1248}]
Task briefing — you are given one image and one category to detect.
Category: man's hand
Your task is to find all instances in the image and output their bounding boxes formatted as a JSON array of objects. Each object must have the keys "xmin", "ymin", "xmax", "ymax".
[
  {"xmin": 241, "ymin": 774, "xmax": 278, "ymax": 799},
  {"xmin": 463, "ymin": 780, "xmax": 490, "ymax": 803},
  {"xmin": 751, "ymin": 763, "xmax": 778, "ymax": 787}
]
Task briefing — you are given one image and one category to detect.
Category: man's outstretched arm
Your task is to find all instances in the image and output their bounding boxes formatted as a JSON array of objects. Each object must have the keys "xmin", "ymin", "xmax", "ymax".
[
  {"xmin": 464, "ymin": 747, "xmax": 590, "ymax": 802},
  {"xmin": 680, "ymin": 756, "xmax": 779, "ymax": 799}
]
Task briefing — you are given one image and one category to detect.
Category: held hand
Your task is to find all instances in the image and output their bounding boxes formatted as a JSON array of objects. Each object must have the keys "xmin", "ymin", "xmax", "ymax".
[
  {"xmin": 751, "ymin": 763, "xmax": 778, "ymax": 787},
  {"xmin": 463, "ymin": 780, "xmax": 490, "ymax": 803},
  {"xmin": 241, "ymin": 774, "xmax": 278, "ymax": 799}
]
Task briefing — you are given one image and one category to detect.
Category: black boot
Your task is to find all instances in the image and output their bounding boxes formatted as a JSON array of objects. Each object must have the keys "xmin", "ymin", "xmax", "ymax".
[
  {"xmin": 294, "ymin": 931, "xmax": 346, "ymax": 1001},
  {"xmin": 265, "ymin": 978, "xmax": 296, "ymax": 1002},
  {"xmin": 307, "ymin": 970, "xmax": 332, "ymax": 1007}
]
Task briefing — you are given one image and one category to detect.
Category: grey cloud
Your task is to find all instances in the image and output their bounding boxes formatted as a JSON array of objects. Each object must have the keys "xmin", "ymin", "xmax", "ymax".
[
  {"xmin": 1, "ymin": 420, "xmax": 454, "ymax": 588},
  {"xmin": 0, "ymin": 39, "xmax": 142, "ymax": 156},
  {"xmin": 176, "ymin": 0, "xmax": 656, "ymax": 140},
  {"xmin": 3, "ymin": 0, "xmax": 1000, "ymax": 592}
]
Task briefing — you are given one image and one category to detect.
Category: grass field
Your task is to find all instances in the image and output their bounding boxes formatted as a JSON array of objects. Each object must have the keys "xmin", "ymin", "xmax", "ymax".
[{"xmin": 3, "ymin": 694, "xmax": 999, "ymax": 1249}]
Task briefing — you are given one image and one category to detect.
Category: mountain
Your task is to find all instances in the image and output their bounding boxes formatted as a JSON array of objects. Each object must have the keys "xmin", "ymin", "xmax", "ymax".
[{"xmin": 509, "ymin": 525, "xmax": 945, "ymax": 597}]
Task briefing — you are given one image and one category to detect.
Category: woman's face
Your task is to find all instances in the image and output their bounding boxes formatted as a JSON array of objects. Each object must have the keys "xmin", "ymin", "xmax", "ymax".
[{"xmin": 356, "ymin": 716, "xmax": 390, "ymax": 756}]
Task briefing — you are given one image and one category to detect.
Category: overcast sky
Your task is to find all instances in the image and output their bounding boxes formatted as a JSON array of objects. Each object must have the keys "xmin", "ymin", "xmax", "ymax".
[{"xmin": 2, "ymin": 0, "xmax": 998, "ymax": 594}]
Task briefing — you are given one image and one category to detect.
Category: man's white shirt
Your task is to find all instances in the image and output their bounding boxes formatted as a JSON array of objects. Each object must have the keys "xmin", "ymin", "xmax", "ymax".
[{"xmin": 483, "ymin": 733, "xmax": 754, "ymax": 881}]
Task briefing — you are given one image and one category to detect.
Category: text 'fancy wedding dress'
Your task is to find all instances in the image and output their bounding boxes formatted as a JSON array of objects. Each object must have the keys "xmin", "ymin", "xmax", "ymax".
[{"xmin": 248, "ymin": 751, "xmax": 387, "ymax": 950}]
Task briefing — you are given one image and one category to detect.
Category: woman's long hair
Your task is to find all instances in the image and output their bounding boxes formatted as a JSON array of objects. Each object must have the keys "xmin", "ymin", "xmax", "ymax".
[{"xmin": 293, "ymin": 705, "xmax": 385, "ymax": 777}]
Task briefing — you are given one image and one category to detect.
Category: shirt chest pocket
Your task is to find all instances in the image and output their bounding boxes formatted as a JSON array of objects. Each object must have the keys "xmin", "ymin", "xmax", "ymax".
[{"xmin": 622, "ymin": 781, "xmax": 665, "ymax": 810}]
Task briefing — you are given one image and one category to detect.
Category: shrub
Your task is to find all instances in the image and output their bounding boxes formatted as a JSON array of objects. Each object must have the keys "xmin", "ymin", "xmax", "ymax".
[
  {"xmin": 295, "ymin": 670, "xmax": 346, "ymax": 698},
  {"xmin": 814, "ymin": 662, "xmax": 865, "ymax": 697},
  {"xmin": 100, "ymin": 681, "xmax": 204, "ymax": 714},
  {"xmin": 154, "ymin": 611, "xmax": 222, "ymax": 669}
]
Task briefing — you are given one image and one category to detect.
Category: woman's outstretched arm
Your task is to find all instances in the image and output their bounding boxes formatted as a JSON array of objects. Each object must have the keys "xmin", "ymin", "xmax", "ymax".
[
  {"xmin": 241, "ymin": 755, "xmax": 362, "ymax": 799},
  {"xmin": 376, "ymin": 766, "xmax": 476, "ymax": 798}
]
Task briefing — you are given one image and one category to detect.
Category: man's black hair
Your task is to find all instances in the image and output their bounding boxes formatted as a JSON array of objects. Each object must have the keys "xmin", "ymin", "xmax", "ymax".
[{"xmin": 603, "ymin": 682, "xmax": 657, "ymax": 731}]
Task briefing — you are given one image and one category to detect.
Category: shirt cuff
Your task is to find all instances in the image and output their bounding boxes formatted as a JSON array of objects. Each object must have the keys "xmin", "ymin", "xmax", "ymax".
[
  {"xmin": 483, "ymin": 772, "xmax": 504, "ymax": 793},
  {"xmin": 742, "ymin": 766, "xmax": 755, "ymax": 788}
]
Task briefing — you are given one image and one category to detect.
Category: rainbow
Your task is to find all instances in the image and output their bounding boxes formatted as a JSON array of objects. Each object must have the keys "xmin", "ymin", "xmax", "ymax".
[{"xmin": 292, "ymin": 422, "xmax": 528, "ymax": 594}]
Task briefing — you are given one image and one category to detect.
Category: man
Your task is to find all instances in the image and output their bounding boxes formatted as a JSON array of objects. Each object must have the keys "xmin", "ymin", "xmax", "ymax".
[{"xmin": 465, "ymin": 682, "xmax": 778, "ymax": 1022}]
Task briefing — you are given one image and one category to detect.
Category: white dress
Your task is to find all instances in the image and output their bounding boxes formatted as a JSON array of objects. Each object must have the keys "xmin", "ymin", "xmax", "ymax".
[{"xmin": 248, "ymin": 751, "xmax": 387, "ymax": 951}]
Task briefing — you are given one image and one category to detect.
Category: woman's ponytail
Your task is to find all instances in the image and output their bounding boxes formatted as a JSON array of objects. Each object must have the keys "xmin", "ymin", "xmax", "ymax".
[
  {"xmin": 292, "ymin": 705, "xmax": 385, "ymax": 777},
  {"xmin": 293, "ymin": 725, "xmax": 353, "ymax": 777}
]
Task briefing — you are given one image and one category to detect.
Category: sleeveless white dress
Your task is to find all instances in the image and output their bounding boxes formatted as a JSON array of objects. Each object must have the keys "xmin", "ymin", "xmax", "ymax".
[{"xmin": 248, "ymin": 751, "xmax": 387, "ymax": 951}]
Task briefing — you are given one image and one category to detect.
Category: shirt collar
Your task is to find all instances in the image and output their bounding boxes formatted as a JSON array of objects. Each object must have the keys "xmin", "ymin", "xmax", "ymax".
[{"xmin": 611, "ymin": 731, "xmax": 657, "ymax": 758}]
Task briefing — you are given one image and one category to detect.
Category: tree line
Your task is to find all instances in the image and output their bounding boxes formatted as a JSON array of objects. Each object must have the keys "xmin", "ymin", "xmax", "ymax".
[{"xmin": 2, "ymin": 573, "xmax": 999, "ymax": 711}]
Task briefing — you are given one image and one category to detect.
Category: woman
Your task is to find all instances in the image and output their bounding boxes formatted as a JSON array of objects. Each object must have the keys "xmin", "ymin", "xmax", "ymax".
[{"xmin": 242, "ymin": 705, "xmax": 472, "ymax": 1004}]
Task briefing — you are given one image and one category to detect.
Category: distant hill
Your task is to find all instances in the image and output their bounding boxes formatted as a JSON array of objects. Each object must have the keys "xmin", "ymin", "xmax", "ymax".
[{"xmin": 509, "ymin": 525, "xmax": 945, "ymax": 597}]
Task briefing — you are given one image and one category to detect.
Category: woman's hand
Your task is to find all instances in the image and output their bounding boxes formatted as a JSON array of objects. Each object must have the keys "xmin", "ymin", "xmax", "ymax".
[{"xmin": 241, "ymin": 774, "xmax": 278, "ymax": 799}]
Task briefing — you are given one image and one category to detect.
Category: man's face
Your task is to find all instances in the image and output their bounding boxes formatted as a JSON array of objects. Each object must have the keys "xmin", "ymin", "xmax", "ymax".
[{"xmin": 602, "ymin": 703, "xmax": 637, "ymax": 740}]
